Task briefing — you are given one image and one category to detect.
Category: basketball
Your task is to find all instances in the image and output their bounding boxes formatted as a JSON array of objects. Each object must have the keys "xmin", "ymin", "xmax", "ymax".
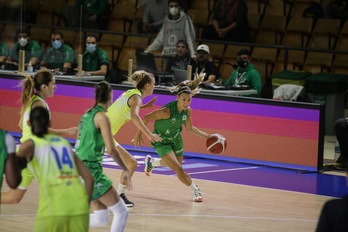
[{"xmin": 206, "ymin": 134, "xmax": 227, "ymax": 154}]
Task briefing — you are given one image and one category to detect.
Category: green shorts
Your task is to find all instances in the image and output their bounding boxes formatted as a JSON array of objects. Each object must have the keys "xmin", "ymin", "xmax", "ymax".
[
  {"xmin": 152, "ymin": 136, "xmax": 184, "ymax": 158},
  {"xmin": 83, "ymin": 161, "xmax": 112, "ymax": 201},
  {"xmin": 35, "ymin": 214, "xmax": 88, "ymax": 232},
  {"xmin": 18, "ymin": 168, "xmax": 34, "ymax": 189}
]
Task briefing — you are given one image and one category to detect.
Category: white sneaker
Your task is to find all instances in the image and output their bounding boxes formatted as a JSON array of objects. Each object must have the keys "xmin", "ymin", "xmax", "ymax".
[
  {"xmin": 193, "ymin": 186, "xmax": 203, "ymax": 202},
  {"xmin": 144, "ymin": 155, "xmax": 154, "ymax": 176}
]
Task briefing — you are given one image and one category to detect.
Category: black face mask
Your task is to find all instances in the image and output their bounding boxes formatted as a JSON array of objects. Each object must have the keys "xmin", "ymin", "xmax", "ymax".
[{"xmin": 237, "ymin": 59, "xmax": 249, "ymax": 68}]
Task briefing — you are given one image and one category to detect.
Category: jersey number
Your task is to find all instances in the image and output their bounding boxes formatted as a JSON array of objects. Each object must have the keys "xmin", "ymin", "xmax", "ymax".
[{"xmin": 52, "ymin": 147, "xmax": 73, "ymax": 170}]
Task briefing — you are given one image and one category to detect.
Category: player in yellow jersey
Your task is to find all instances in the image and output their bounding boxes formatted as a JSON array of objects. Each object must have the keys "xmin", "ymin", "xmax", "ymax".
[
  {"xmin": 1, "ymin": 71, "xmax": 78, "ymax": 204},
  {"xmin": 106, "ymin": 70, "xmax": 162, "ymax": 207},
  {"xmin": 16, "ymin": 107, "xmax": 93, "ymax": 232}
]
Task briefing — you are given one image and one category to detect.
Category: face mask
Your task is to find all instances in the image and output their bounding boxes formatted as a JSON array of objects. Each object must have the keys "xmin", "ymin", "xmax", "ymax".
[
  {"xmin": 237, "ymin": 59, "xmax": 249, "ymax": 68},
  {"xmin": 86, "ymin": 44, "xmax": 96, "ymax": 53},
  {"xmin": 170, "ymin": 7, "xmax": 179, "ymax": 16},
  {"xmin": 52, "ymin": 40, "xmax": 62, "ymax": 49},
  {"xmin": 18, "ymin": 37, "xmax": 28, "ymax": 47}
]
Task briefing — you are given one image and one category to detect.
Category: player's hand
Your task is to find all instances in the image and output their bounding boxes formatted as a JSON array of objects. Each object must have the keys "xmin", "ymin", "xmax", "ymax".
[
  {"xmin": 148, "ymin": 133, "xmax": 162, "ymax": 143},
  {"xmin": 122, "ymin": 170, "xmax": 133, "ymax": 191},
  {"xmin": 142, "ymin": 96, "xmax": 157, "ymax": 109},
  {"xmin": 67, "ymin": 127, "xmax": 79, "ymax": 135},
  {"xmin": 132, "ymin": 134, "xmax": 143, "ymax": 148}
]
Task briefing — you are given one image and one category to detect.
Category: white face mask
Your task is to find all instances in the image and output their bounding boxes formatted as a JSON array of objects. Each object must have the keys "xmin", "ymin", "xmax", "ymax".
[
  {"xmin": 18, "ymin": 37, "xmax": 28, "ymax": 47},
  {"xmin": 170, "ymin": 7, "xmax": 179, "ymax": 16}
]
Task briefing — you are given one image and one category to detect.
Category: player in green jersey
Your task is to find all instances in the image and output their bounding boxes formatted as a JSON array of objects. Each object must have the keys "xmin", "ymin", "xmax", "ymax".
[
  {"xmin": 0, "ymin": 129, "xmax": 23, "ymax": 198},
  {"xmin": 16, "ymin": 107, "xmax": 93, "ymax": 232},
  {"xmin": 76, "ymin": 81, "xmax": 132, "ymax": 231},
  {"xmin": 106, "ymin": 70, "xmax": 162, "ymax": 207},
  {"xmin": 1, "ymin": 71, "xmax": 78, "ymax": 204},
  {"xmin": 133, "ymin": 74, "xmax": 212, "ymax": 202}
]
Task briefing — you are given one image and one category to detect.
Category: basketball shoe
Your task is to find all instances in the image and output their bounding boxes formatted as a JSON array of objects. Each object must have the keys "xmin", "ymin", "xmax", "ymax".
[
  {"xmin": 144, "ymin": 155, "xmax": 154, "ymax": 176},
  {"xmin": 193, "ymin": 186, "xmax": 203, "ymax": 202},
  {"xmin": 119, "ymin": 193, "xmax": 134, "ymax": 207}
]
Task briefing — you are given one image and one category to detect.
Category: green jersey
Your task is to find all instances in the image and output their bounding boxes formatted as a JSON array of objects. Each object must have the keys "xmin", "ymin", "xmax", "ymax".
[
  {"xmin": 20, "ymin": 95, "xmax": 50, "ymax": 143},
  {"xmin": 9, "ymin": 40, "xmax": 42, "ymax": 63},
  {"xmin": 0, "ymin": 130, "xmax": 7, "ymax": 191},
  {"xmin": 0, "ymin": 42, "xmax": 9, "ymax": 57},
  {"xmin": 154, "ymin": 100, "xmax": 188, "ymax": 141},
  {"xmin": 42, "ymin": 44, "xmax": 75, "ymax": 70},
  {"xmin": 76, "ymin": 105, "xmax": 106, "ymax": 163},
  {"xmin": 82, "ymin": 47, "xmax": 109, "ymax": 72},
  {"xmin": 107, "ymin": 88, "xmax": 141, "ymax": 135},
  {"xmin": 28, "ymin": 134, "xmax": 89, "ymax": 218}
]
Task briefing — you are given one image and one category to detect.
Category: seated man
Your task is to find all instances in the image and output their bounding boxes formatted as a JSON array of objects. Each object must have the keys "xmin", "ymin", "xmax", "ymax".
[
  {"xmin": 40, "ymin": 30, "xmax": 75, "ymax": 72},
  {"xmin": 0, "ymin": 40, "xmax": 9, "ymax": 66},
  {"xmin": 81, "ymin": 34, "xmax": 109, "ymax": 77},
  {"xmin": 223, "ymin": 49, "xmax": 262, "ymax": 97},
  {"xmin": 165, "ymin": 40, "xmax": 193, "ymax": 73},
  {"xmin": 191, "ymin": 44, "xmax": 219, "ymax": 83},
  {"xmin": 6, "ymin": 27, "xmax": 42, "ymax": 70}
]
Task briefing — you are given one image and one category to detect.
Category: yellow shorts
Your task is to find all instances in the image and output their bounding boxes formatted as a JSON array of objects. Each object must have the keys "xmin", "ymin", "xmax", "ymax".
[
  {"xmin": 35, "ymin": 214, "xmax": 89, "ymax": 232},
  {"xmin": 18, "ymin": 168, "xmax": 34, "ymax": 190}
]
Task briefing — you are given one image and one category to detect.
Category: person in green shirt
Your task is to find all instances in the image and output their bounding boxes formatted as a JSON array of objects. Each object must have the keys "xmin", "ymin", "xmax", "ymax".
[
  {"xmin": 6, "ymin": 27, "xmax": 42, "ymax": 69},
  {"xmin": 40, "ymin": 30, "xmax": 75, "ymax": 71},
  {"xmin": 133, "ymin": 73, "xmax": 213, "ymax": 202},
  {"xmin": 82, "ymin": 34, "xmax": 109, "ymax": 77},
  {"xmin": 223, "ymin": 48, "xmax": 262, "ymax": 97},
  {"xmin": 0, "ymin": 41, "xmax": 9, "ymax": 64}
]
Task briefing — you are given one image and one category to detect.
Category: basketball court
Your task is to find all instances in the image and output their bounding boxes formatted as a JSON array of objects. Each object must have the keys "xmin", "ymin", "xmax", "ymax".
[{"xmin": 1, "ymin": 140, "xmax": 347, "ymax": 232}]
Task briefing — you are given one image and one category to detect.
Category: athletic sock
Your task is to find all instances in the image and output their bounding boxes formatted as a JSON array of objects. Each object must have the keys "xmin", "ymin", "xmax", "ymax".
[
  {"xmin": 152, "ymin": 158, "xmax": 161, "ymax": 167},
  {"xmin": 190, "ymin": 182, "xmax": 199, "ymax": 191},
  {"xmin": 108, "ymin": 200, "xmax": 128, "ymax": 232},
  {"xmin": 89, "ymin": 209, "xmax": 110, "ymax": 227},
  {"xmin": 117, "ymin": 183, "xmax": 126, "ymax": 195}
]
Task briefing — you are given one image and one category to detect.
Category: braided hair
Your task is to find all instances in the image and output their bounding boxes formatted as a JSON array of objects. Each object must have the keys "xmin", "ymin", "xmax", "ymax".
[{"xmin": 94, "ymin": 81, "xmax": 112, "ymax": 107}]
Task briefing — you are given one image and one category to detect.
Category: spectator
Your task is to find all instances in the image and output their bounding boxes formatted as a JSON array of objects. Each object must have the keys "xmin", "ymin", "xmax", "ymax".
[
  {"xmin": 0, "ymin": 40, "xmax": 9, "ymax": 65},
  {"xmin": 40, "ymin": 30, "xmax": 75, "ymax": 72},
  {"xmin": 62, "ymin": 0, "xmax": 109, "ymax": 30},
  {"xmin": 81, "ymin": 34, "xmax": 109, "ymax": 77},
  {"xmin": 6, "ymin": 27, "xmax": 42, "ymax": 70},
  {"xmin": 144, "ymin": 0, "xmax": 196, "ymax": 58},
  {"xmin": 191, "ymin": 44, "xmax": 219, "ymax": 83},
  {"xmin": 137, "ymin": 0, "xmax": 169, "ymax": 34},
  {"xmin": 201, "ymin": 0, "xmax": 249, "ymax": 42},
  {"xmin": 322, "ymin": 0, "xmax": 348, "ymax": 20},
  {"xmin": 333, "ymin": 117, "xmax": 348, "ymax": 170},
  {"xmin": 165, "ymin": 40, "xmax": 193, "ymax": 73},
  {"xmin": 223, "ymin": 49, "xmax": 262, "ymax": 97}
]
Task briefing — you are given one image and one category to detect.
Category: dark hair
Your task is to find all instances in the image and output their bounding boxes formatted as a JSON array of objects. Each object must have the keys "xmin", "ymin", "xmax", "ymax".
[
  {"xmin": 30, "ymin": 106, "xmax": 50, "ymax": 137},
  {"xmin": 237, "ymin": 49, "xmax": 250, "ymax": 57},
  {"xmin": 17, "ymin": 26, "xmax": 31, "ymax": 37},
  {"xmin": 52, "ymin": 30, "xmax": 64, "ymax": 39},
  {"xmin": 20, "ymin": 71, "xmax": 54, "ymax": 114},
  {"xmin": 168, "ymin": 0, "xmax": 180, "ymax": 6},
  {"xmin": 86, "ymin": 34, "xmax": 98, "ymax": 42},
  {"xmin": 176, "ymin": 40, "xmax": 188, "ymax": 48},
  {"xmin": 94, "ymin": 81, "xmax": 112, "ymax": 107}
]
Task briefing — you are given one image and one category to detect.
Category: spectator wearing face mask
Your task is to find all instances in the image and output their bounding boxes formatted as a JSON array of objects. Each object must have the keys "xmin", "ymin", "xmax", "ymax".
[
  {"xmin": 81, "ymin": 34, "xmax": 109, "ymax": 77},
  {"xmin": 6, "ymin": 27, "xmax": 42, "ymax": 69},
  {"xmin": 191, "ymin": 44, "xmax": 219, "ymax": 83},
  {"xmin": 223, "ymin": 49, "xmax": 262, "ymax": 97},
  {"xmin": 144, "ymin": 0, "xmax": 196, "ymax": 58},
  {"xmin": 40, "ymin": 31, "xmax": 75, "ymax": 72}
]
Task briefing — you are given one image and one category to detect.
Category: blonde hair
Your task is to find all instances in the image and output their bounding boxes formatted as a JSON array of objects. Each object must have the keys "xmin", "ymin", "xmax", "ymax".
[
  {"xmin": 170, "ymin": 72, "xmax": 205, "ymax": 96},
  {"xmin": 129, "ymin": 70, "xmax": 154, "ymax": 90},
  {"xmin": 19, "ymin": 71, "xmax": 53, "ymax": 114}
]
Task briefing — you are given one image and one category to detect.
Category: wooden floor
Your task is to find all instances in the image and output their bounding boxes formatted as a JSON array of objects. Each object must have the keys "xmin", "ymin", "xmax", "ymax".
[{"xmin": 0, "ymin": 167, "xmax": 331, "ymax": 232}]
